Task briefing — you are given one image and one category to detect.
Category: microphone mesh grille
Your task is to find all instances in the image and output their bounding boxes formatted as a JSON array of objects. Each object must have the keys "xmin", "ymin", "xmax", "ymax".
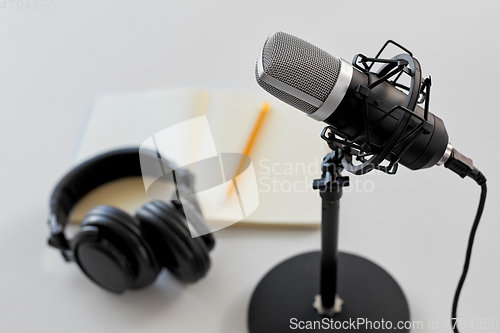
[
  {"xmin": 255, "ymin": 65, "xmax": 318, "ymax": 114},
  {"xmin": 255, "ymin": 32, "xmax": 342, "ymax": 114}
]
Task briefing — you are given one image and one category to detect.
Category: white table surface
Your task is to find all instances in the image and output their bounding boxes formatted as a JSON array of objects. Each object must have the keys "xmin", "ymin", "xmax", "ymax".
[{"xmin": 1, "ymin": 1, "xmax": 499, "ymax": 332}]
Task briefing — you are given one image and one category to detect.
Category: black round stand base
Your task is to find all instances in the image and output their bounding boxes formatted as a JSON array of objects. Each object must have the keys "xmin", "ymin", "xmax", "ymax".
[{"xmin": 248, "ymin": 251, "xmax": 410, "ymax": 333}]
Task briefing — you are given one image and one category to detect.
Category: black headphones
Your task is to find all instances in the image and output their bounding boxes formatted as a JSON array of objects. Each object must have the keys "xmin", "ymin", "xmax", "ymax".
[{"xmin": 47, "ymin": 148, "xmax": 215, "ymax": 293}]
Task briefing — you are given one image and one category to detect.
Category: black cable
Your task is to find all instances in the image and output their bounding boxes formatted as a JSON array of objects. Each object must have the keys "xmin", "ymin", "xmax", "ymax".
[{"xmin": 451, "ymin": 178, "xmax": 487, "ymax": 333}]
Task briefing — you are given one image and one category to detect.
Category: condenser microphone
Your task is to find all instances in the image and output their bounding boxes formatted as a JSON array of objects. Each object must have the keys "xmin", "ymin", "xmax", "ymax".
[
  {"xmin": 255, "ymin": 32, "xmax": 488, "ymax": 333},
  {"xmin": 255, "ymin": 31, "xmax": 452, "ymax": 172}
]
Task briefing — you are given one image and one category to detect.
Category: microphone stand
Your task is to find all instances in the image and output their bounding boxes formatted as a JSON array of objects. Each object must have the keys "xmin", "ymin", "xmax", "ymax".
[{"xmin": 248, "ymin": 147, "xmax": 412, "ymax": 333}]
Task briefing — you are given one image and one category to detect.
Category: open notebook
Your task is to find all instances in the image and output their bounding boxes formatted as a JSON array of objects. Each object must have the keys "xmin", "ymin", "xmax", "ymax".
[{"xmin": 71, "ymin": 88, "xmax": 329, "ymax": 226}]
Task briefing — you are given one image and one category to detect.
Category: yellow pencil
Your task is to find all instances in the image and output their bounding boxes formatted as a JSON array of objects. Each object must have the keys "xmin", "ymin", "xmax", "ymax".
[{"xmin": 227, "ymin": 102, "xmax": 270, "ymax": 197}]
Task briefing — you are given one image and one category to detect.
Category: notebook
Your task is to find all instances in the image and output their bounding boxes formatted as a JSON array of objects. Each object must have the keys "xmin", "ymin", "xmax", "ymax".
[{"xmin": 71, "ymin": 88, "xmax": 329, "ymax": 226}]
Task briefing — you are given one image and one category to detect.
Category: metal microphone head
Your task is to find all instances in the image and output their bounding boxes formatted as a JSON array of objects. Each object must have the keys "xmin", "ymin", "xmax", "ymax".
[
  {"xmin": 255, "ymin": 31, "xmax": 353, "ymax": 121},
  {"xmin": 256, "ymin": 32, "xmax": 451, "ymax": 172}
]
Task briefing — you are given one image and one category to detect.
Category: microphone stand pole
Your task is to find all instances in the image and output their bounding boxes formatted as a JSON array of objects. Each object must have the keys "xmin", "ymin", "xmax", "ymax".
[{"xmin": 313, "ymin": 148, "xmax": 349, "ymax": 312}]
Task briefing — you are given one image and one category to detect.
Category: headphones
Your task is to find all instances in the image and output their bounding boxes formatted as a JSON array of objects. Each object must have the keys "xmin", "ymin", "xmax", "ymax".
[{"xmin": 47, "ymin": 148, "xmax": 215, "ymax": 293}]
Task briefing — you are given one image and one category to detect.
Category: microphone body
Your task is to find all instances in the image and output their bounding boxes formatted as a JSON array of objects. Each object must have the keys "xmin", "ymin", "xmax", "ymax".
[{"xmin": 256, "ymin": 32, "xmax": 449, "ymax": 170}]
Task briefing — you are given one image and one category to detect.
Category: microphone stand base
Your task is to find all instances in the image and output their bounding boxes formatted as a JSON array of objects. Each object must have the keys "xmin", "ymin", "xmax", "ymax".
[{"xmin": 248, "ymin": 251, "xmax": 410, "ymax": 333}]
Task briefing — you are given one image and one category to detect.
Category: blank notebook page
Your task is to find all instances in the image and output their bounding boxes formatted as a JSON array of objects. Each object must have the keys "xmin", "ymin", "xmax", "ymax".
[{"xmin": 71, "ymin": 88, "xmax": 327, "ymax": 226}]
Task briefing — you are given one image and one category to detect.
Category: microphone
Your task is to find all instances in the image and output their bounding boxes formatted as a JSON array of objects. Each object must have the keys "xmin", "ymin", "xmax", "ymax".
[
  {"xmin": 255, "ymin": 31, "xmax": 453, "ymax": 173},
  {"xmin": 255, "ymin": 32, "xmax": 489, "ymax": 333}
]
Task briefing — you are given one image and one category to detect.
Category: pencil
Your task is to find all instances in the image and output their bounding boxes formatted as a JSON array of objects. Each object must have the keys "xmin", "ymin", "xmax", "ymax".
[{"xmin": 227, "ymin": 102, "xmax": 270, "ymax": 197}]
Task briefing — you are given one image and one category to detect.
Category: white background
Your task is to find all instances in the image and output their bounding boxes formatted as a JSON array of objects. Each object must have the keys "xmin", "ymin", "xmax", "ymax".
[{"xmin": 0, "ymin": 1, "xmax": 499, "ymax": 332}]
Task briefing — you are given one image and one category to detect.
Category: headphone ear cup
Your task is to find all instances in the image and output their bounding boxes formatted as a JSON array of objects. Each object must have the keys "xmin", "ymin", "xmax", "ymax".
[
  {"xmin": 71, "ymin": 225, "xmax": 134, "ymax": 293},
  {"xmin": 136, "ymin": 201, "xmax": 211, "ymax": 283},
  {"xmin": 73, "ymin": 206, "xmax": 161, "ymax": 292}
]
